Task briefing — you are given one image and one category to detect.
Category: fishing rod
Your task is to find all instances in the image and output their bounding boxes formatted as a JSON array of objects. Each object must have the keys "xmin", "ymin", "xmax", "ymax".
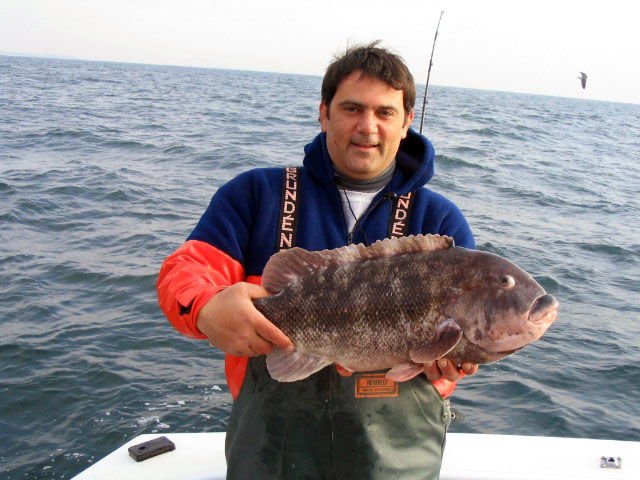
[{"xmin": 419, "ymin": 10, "xmax": 444, "ymax": 135}]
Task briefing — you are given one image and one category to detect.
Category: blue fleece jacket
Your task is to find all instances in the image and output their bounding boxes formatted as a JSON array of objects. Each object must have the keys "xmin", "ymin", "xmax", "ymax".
[{"xmin": 187, "ymin": 128, "xmax": 474, "ymax": 275}]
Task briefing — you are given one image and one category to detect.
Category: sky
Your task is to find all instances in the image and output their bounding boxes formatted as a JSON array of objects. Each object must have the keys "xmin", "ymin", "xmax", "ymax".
[{"xmin": 1, "ymin": 0, "xmax": 639, "ymax": 105}]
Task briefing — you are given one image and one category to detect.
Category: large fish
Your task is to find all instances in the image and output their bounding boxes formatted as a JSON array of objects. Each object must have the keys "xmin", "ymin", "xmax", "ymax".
[{"xmin": 253, "ymin": 234, "xmax": 559, "ymax": 382}]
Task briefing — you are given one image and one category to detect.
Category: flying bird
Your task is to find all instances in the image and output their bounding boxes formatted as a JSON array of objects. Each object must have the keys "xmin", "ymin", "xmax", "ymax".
[{"xmin": 578, "ymin": 72, "xmax": 587, "ymax": 89}]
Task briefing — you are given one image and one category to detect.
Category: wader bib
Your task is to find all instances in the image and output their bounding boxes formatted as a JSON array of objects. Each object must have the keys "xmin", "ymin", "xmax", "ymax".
[{"xmin": 225, "ymin": 168, "xmax": 452, "ymax": 479}]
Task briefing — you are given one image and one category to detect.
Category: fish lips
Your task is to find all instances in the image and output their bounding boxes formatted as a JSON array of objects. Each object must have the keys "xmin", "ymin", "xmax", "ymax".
[{"xmin": 528, "ymin": 294, "xmax": 559, "ymax": 327}]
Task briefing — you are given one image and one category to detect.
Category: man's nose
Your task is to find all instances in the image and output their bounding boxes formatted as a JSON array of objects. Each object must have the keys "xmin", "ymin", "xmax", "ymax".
[{"xmin": 357, "ymin": 111, "xmax": 378, "ymax": 135}]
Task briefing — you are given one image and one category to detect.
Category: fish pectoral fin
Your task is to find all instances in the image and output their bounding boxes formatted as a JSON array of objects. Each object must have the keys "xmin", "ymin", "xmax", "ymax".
[
  {"xmin": 409, "ymin": 327, "xmax": 463, "ymax": 363},
  {"xmin": 266, "ymin": 348, "xmax": 331, "ymax": 382},
  {"xmin": 386, "ymin": 362, "xmax": 425, "ymax": 382}
]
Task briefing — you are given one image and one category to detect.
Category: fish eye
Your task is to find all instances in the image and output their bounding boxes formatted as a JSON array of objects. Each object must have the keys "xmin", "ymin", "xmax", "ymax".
[{"xmin": 500, "ymin": 275, "xmax": 515, "ymax": 290}]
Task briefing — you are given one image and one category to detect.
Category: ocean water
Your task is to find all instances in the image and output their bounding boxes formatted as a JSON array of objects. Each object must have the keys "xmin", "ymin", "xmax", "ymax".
[{"xmin": 1, "ymin": 55, "xmax": 639, "ymax": 478}]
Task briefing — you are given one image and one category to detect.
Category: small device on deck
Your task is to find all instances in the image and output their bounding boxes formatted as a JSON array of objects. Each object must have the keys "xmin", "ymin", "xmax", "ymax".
[{"xmin": 128, "ymin": 436, "xmax": 175, "ymax": 462}]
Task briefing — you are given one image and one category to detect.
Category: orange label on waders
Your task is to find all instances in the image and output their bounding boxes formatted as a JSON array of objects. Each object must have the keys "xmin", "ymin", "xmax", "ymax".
[{"xmin": 354, "ymin": 373, "xmax": 398, "ymax": 398}]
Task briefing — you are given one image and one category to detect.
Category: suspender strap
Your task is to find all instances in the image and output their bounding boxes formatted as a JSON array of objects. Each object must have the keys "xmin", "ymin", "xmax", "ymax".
[
  {"xmin": 278, "ymin": 167, "xmax": 416, "ymax": 248},
  {"xmin": 276, "ymin": 167, "xmax": 301, "ymax": 251},
  {"xmin": 387, "ymin": 191, "xmax": 415, "ymax": 238}
]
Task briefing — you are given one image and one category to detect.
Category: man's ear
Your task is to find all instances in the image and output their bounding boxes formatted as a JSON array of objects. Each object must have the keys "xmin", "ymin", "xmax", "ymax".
[
  {"xmin": 319, "ymin": 102, "xmax": 328, "ymax": 132},
  {"xmin": 402, "ymin": 109, "xmax": 415, "ymax": 137}
]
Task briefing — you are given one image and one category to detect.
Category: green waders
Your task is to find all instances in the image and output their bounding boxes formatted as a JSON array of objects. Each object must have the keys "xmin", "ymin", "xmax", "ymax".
[{"xmin": 225, "ymin": 356, "xmax": 452, "ymax": 479}]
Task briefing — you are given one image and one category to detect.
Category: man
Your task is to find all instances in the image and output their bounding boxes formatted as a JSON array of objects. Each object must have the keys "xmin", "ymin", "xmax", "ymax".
[{"xmin": 158, "ymin": 42, "xmax": 477, "ymax": 479}]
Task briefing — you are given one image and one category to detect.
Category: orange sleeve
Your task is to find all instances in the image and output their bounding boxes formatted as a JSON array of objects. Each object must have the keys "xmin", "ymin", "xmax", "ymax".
[
  {"xmin": 432, "ymin": 374, "xmax": 464, "ymax": 400},
  {"xmin": 156, "ymin": 240, "xmax": 246, "ymax": 339}
]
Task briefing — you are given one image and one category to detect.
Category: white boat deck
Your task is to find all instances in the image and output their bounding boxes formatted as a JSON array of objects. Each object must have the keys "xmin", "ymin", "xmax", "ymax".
[{"xmin": 73, "ymin": 432, "xmax": 639, "ymax": 479}]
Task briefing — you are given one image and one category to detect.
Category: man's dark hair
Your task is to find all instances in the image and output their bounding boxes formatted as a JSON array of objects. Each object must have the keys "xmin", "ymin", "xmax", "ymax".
[{"xmin": 321, "ymin": 41, "xmax": 416, "ymax": 120}]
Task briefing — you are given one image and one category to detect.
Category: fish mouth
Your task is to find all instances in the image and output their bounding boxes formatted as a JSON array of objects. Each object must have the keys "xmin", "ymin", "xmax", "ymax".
[{"xmin": 528, "ymin": 294, "xmax": 559, "ymax": 326}]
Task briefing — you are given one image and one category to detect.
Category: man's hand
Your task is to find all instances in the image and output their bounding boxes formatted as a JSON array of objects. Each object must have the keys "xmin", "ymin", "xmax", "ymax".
[
  {"xmin": 423, "ymin": 359, "xmax": 478, "ymax": 381},
  {"xmin": 196, "ymin": 282, "xmax": 294, "ymax": 357}
]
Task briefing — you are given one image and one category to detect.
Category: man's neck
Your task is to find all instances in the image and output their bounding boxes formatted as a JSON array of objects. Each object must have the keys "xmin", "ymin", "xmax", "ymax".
[{"xmin": 333, "ymin": 161, "xmax": 396, "ymax": 192}]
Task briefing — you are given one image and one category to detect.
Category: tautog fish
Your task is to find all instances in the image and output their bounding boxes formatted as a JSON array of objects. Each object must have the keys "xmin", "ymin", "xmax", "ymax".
[{"xmin": 253, "ymin": 234, "xmax": 559, "ymax": 382}]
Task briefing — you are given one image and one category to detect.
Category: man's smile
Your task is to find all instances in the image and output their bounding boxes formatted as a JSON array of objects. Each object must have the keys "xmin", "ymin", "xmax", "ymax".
[{"xmin": 350, "ymin": 139, "xmax": 379, "ymax": 150}]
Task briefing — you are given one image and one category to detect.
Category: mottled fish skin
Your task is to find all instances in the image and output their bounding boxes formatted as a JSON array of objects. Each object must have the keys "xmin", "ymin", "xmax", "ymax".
[{"xmin": 253, "ymin": 235, "xmax": 558, "ymax": 382}]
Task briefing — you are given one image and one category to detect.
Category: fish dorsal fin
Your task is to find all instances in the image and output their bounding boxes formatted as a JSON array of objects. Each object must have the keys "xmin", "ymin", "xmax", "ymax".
[{"xmin": 261, "ymin": 234, "xmax": 454, "ymax": 293}]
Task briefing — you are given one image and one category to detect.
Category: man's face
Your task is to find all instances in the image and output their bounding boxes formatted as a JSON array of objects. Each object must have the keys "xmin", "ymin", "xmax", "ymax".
[{"xmin": 320, "ymin": 71, "xmax": 414, "ymax": 180}]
